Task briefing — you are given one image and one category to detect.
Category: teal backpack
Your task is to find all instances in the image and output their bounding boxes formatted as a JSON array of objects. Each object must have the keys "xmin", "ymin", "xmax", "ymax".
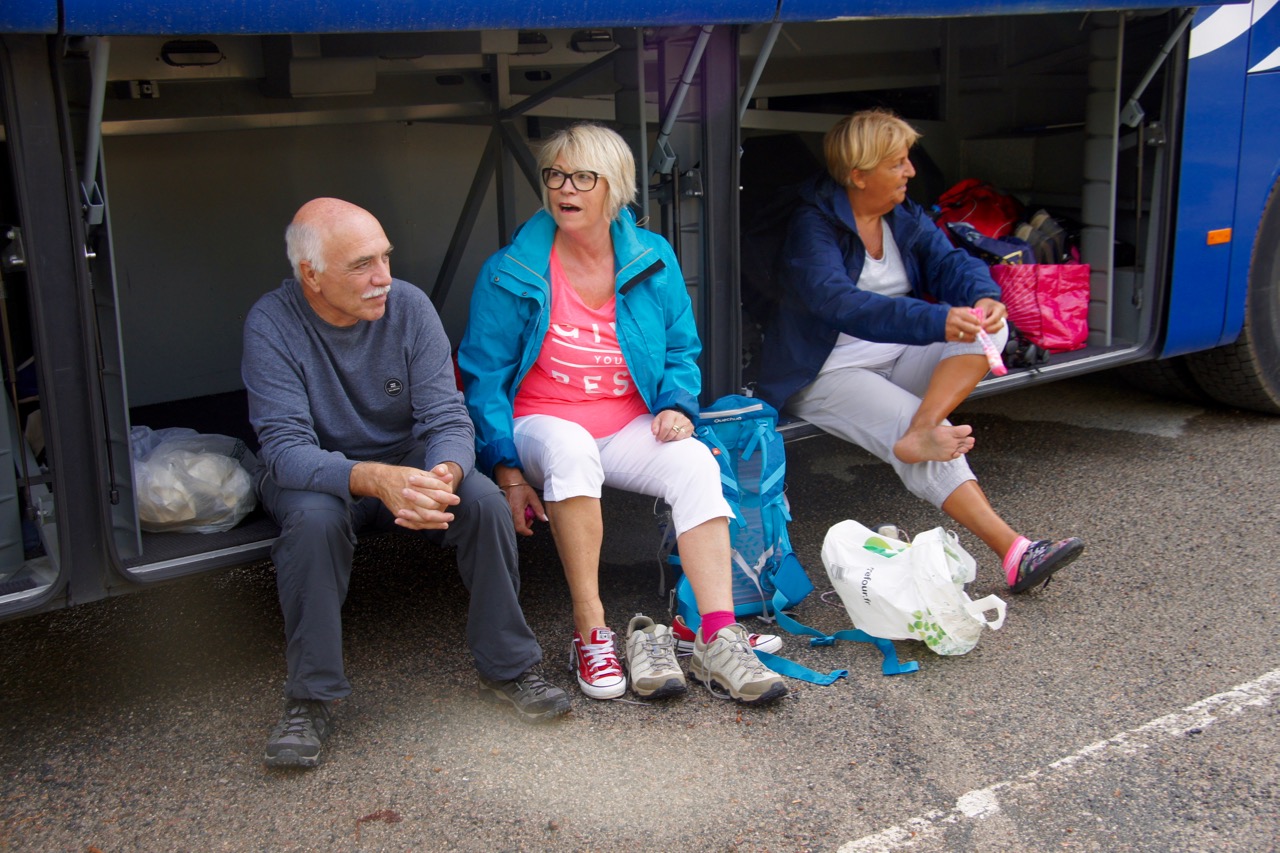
[
  {"xmin": 668, "ymin": 395, "xmax": 812, "ymax": 624},
  {"xmin": 666, "ymin": 395, "xmax": 917, "ymax": 683}
]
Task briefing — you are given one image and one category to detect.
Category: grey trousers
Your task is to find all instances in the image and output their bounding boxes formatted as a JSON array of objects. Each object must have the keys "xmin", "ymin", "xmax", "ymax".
[
  {"xmin": 788, "ymin": 330, "xmax": 1007, "ymax": 509},
  {"xmin": 259, "ymin": 462, "xmax": 543, "ymax": 701}
]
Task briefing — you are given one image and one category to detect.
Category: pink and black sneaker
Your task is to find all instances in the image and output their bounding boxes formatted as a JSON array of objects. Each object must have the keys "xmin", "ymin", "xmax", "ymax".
[{"xmin": 1010, "ymin": 537, "xmax": 1085, "ymax": 593}]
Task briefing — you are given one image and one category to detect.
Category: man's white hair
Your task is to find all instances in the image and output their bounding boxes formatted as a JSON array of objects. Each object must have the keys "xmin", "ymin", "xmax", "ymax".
[{"xmin": 285, "ymin": 220, "xmax": 326, "ymax": 280}]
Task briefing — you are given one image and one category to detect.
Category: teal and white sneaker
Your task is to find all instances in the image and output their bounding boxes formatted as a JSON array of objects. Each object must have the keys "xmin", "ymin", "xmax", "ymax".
[{"xmin": 671, "ymin": 614, "xmax": 782, "ymax": 655}]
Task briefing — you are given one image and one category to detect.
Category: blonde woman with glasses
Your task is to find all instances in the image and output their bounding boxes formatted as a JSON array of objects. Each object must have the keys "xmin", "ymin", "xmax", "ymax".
[{"xmin": 460, "ymin": 123, "xmax": 787, "ymax": 706}]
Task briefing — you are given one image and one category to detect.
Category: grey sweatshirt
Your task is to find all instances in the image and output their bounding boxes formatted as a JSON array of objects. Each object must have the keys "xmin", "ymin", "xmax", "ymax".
[{"xmin": 242, "ymin": 278, "xmax": 475, "ymax": 499}]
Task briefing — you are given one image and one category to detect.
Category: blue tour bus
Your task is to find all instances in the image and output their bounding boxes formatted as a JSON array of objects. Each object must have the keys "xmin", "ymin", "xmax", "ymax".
[{"xmin": 0, "ymin": 0, "xmax": 1275, "ymax": 618}]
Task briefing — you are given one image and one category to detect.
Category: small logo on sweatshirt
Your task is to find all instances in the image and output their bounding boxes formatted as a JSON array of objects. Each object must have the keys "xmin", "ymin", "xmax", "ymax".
[{"xmin": 384, "ymin": 378, "xmax": 404, "ymax": 396}]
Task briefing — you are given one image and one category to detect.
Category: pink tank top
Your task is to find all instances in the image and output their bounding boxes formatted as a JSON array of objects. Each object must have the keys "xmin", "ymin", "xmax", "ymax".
[{"xmin": 513, "ymin": 247, "xmax": 650, "ymax": 437}]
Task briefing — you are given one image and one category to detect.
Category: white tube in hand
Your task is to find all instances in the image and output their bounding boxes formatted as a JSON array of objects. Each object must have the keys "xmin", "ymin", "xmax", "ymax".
[{"xmin": 971, "ymin": 307, "xmax": 1008, "ymax": 376}]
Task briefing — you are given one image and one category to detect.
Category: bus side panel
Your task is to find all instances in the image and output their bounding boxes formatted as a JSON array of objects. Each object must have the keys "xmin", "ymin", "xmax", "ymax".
[
  {"xmin": 60, "ymin": 0, "xmax": 778, "ymax": 35},
  {"xmin": 0, "ymin": 4, "xmax": 58, "ymax": 35},
  {"xmin": 1163, "ymin": 5, "xmax": 1251, "ymax": 358},
  {"xmin": 777, "ymin": 0, "xmax": 1208, "ymax": 19},
  {"xmin": 1221, "ymin": 8, "xmax": 1280, "ymax": 343}
]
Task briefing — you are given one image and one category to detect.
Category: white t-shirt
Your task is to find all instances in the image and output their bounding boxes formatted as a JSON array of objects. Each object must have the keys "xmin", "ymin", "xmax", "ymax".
[{"xmin": 819, "ymin": 227, "xmax": 912, "ymax": 374}]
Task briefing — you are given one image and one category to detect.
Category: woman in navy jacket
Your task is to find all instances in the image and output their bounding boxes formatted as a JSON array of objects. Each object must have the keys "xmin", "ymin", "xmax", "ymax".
[{"xmin": 758, "ymin": 109, "xmax": 1083, "ymax": 593}]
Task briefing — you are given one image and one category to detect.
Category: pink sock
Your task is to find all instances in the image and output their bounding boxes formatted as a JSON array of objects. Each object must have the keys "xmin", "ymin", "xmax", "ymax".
[
  {"xmin": 1003, "ymin": 536, "xmax": 1032, "ymax": 586},
  {"xmin": 699, "ymin": 610, "xmax": 736, "ymax": 643}
]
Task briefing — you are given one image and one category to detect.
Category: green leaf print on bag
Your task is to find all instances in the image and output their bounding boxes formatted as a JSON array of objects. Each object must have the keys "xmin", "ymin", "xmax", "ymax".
[{"xmin": 908, "ymin": 609, "xmax": 950, "ymax": 651}]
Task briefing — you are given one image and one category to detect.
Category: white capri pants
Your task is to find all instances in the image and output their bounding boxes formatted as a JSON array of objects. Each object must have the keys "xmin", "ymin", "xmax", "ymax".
[
  {"xmin": 513, "ymin": 413, "xmax": 732, "ymax": 536},
  {"xmin": 788, "ymin": 327, "xmax": 1009, "ymax": 509}
]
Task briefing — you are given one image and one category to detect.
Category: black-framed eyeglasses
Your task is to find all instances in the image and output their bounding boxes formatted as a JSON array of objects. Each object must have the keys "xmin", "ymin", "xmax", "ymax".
[{"xmin": 541, "ymin": 168, "xmax": 600, "ymax": 192}]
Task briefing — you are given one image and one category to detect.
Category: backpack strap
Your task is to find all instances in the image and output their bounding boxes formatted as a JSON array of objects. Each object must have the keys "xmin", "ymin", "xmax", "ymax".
[
  {"xmin": 674, "ymin": 571, "xmax": 699, "ymax": 627},
  {"xmin": 693, "ymin": 424, "xmax": 748, "ymax": 529},
  {"xmin": 730, "ymin": 548, "xmax": 770, "ymax": 610},
  {"xmin": 770, "ymin": 588, "xmax": 920, "ymax": 677},
  {"xmin": 741, "ymin": 418, "xmax": 769, "ymax": 464},
  {"xmin": 754, "ymin": 650, "xmax": 848, "ymax": 685},
  {"xmin": 675, "ymin": 570, "xmax": 915, "ymax": 682},
  {"xmin": 739, "ymin": 418, "xmax": 785, "ymax": 498},
  {"xmin": 769, "ymin": 551, "xmax": 813, "ymax": 611},
  {"xmin": 673, "ymin": 575, "xmax": 849, "ymax": 685}
]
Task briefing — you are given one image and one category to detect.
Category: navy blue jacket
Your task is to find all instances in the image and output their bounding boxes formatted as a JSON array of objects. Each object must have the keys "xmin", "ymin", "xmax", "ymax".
[{"xmin": 756, "ymin": 174, "xmax": 1001, "ymax": 410}]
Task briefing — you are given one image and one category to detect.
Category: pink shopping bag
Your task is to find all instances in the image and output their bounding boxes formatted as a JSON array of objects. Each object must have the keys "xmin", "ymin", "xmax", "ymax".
[{"xmin": 990, "ymin": 264, "xmax": 1090, "ymax": 352}]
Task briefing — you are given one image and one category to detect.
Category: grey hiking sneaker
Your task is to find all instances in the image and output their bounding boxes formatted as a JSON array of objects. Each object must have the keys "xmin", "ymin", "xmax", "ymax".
[
  {"xmin": 690, "ymin": 624, "xmax": 788, "ymax": 705},
  {"xmin": 479, "ymin": 669, "xmax": 571, "ymax": 723},
  {"xmin": 624, "ymin": 614, "xmax": 687, "ymax": 699},
  {"xmin": 264, "ymin": 698, "xmax": 332, "ymax": 768}
]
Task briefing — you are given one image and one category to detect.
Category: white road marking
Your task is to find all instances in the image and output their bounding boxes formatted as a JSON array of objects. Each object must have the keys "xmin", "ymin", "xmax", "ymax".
[
  {"xmin": 839, "ymin": 668, "xmax": 1280, "ymax": 852},
  {"xmin": 954, "ymin": 789, "xmax": 1000, "ymax": 819}
]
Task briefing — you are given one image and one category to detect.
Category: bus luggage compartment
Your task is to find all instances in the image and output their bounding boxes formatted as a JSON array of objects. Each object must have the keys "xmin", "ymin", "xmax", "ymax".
[{"xmin": 0, "ymin": 8, "xmax": 1192, "ymax": 616}]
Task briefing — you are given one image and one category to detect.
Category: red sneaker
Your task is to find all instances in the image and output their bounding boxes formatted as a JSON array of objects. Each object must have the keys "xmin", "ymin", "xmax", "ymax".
[
  {"xmin": 671, "ymin": 615, "xmax": 782, "ymax": 655},
  {"xmin": 570, "ymin": 628, "xmax": 626, "ymax": 699}
]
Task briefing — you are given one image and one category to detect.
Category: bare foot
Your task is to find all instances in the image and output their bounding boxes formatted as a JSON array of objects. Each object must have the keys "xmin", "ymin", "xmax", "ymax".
[{"xmin": 893, "ymin": 424, "xmax": 974, "ymax": 464}]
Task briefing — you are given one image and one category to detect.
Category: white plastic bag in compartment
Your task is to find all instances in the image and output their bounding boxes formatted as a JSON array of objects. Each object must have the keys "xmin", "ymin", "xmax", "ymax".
[{"xmin": 130, "ymin": 426, "xmax": 258, "ymax": 534}]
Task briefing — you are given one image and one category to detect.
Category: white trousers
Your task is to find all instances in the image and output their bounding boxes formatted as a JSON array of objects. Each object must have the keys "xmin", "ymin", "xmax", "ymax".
[
  {"xmin": 788, "ymin": 328, "xmax": 1008, "ymax": 509},
  {"xmin": 513, "ymin": 413, "xmax": 732, "ymax": 536}
]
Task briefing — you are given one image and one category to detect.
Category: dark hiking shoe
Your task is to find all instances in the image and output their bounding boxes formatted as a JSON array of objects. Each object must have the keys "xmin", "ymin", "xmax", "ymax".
[
  {"xmin": 1011, "ymin": 537, "xmax": 1085, "ymax": 593},
  {"xmin": 264, "ymin": 698, "xmax": 332, "ymax": 768},
  {"xmin": 480, "ymin": 669, "xmax": 571, "ymax": 723}
]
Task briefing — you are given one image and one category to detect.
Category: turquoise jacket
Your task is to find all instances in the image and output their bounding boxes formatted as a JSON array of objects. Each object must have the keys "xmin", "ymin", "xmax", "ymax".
[{"xmin": 459, "ymin": 207, "xmax": 702, "ymax": 478}]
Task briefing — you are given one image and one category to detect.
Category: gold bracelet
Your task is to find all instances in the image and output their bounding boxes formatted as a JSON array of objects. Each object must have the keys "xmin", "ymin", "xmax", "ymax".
[{"xmin": 499, "ymin": 482, "xmax": 527, "ymax": 489}]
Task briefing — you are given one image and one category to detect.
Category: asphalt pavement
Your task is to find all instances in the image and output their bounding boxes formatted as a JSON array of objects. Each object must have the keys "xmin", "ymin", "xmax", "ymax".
[{"xmin": 0, "ymin": 370, "xmax": 1277, "ymax": 852}]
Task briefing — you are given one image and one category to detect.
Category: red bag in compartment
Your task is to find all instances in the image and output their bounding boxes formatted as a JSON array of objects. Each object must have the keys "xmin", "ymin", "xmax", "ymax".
[
  {"xmin": 933, "ymin": 179, "xmax": 1023, "ymax": 240},
  {"xmin": 990, "ymin": 264, "xmax": 1090, "ymax": 352}
]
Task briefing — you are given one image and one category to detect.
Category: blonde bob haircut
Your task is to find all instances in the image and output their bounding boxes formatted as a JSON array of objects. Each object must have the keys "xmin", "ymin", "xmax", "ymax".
[
  {"xmin": 824, "ymin": 109, "xmax": 922, "ymax": 188},
  {"xmin": 538, "ymin": 122, "xmax": 637, "ymax": 221}
]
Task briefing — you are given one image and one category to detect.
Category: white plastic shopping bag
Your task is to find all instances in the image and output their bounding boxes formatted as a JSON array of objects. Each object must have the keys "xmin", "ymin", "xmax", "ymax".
[
  {"xmin": 822, "ymin": 520, "xmax": 1006, "ymax": 655},
  {"xmin": 130, "ymin": 426, "xmax": 258, "ymax": 534}
]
